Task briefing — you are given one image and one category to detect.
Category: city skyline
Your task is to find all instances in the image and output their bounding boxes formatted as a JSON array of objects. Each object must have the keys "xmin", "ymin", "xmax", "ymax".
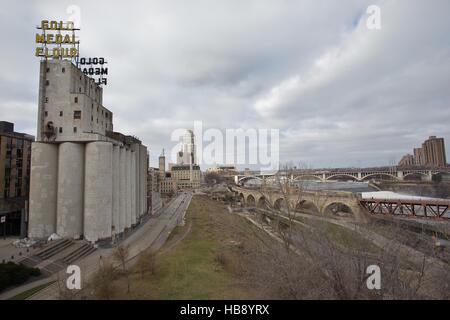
[
  {"xmin": 0, "ymin": 1, "xmax": 449, "ymax": 168},
  {"xmin": 0, "ymin": 1, "xmax": 449, "ymax": 304}
]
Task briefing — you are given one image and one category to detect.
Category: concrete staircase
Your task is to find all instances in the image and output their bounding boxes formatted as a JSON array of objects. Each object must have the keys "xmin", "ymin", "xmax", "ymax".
[
  {"xmin": 19, "ymin": 239, "xmax": 96, "ymax": 275},
  {"xmin": 62, "ymin": 243, "xmax": 96, "ymax": 264},
  {"xmin": 36, "ymin": 239, "xmax": 75, "ymax": 260}
]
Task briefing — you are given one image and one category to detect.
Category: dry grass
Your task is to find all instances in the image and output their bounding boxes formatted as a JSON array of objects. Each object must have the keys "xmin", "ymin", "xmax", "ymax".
[{"xmin": 108, "ymin": 195, "xmax": 265, "ymax": 299}]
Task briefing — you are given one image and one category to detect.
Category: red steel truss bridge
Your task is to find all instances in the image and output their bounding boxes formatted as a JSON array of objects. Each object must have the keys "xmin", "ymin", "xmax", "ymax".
[{"xmin": 360, "ymin": 198, "xmax": 450, "ymax": 220}]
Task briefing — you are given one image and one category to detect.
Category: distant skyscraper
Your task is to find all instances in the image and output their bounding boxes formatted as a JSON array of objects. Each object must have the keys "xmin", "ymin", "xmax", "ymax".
[
  {"xmin": 413, "ymin": 147, "xmax": 426, "ymax": 166},
  {"xmin": 159, "ymin": 149, "xmax": 166, "ymax": 178},
  {"xmin": 398, "ymin": 154, "xmax": 415, "ymax": 167},
  {"xmin": 422, "ymin": 136, "xmax": 447, "ymax": 167},
  {"xmin": 177, "ymin": 129, "xmax": 197, "ymax": 165},
  {"xmin": 399, "ymin": 136, "xmax": 447, "ymax": 167}
]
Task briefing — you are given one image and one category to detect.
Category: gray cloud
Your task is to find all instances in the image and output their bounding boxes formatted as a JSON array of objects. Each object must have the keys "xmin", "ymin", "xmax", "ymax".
[{"xmin": 0, "ymin": 0, "xmax": 448, "ymax": 169}]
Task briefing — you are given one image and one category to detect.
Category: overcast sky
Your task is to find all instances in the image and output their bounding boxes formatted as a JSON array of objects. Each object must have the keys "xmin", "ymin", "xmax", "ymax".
[{"xmin": 0, "ymin": 0, "xmax": 449, "ymax": 169}]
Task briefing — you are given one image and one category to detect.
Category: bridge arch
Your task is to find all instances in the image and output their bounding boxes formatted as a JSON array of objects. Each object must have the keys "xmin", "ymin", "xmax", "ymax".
[
  {"xmin": 403, "ymin": 172, "xmax": 428, "ymax": 181},
  {"xmin": 257, "ymin": 196, "xmax": 268, "ymax": 209},
  {"xmin": 238, "ymin": 176, "xmax": 263, "ymax": 184},
  {"xmin": 273, "ymin": 198, "xmax": 288, "ymax": 211},
  {"xmin": 430, "ymin": 171, "xmax": 449, "ymax": 181},
  {"xmin": 325, "ymin": 174, "xmax": 359, "ymax": 181},
  {"xmin": 293, "ymin": 175, "xmax": 323, "ymax": 181},
  {"xmin": 295, "ymin": 200, "xmax": 319, "ymax": 214},
  {"xmin": 238, "ymin": 193, "xmax": 245, "ymax": 207},
  {"xmin": 246, "ymin": 194, "xmax": 256, "ymax": 207},
  {"xmin": 323, "ymin": 202, "xmax": 355, "ymax": 218},
  {"xmin": 361, "ymin": 173, "xmax": 398, "ymax": 181}
]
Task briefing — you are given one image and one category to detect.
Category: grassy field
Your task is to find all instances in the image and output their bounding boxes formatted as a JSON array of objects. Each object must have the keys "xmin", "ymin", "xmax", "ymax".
[{"xmin": 112, "ymin": 195, "xmax": 261, "ymax": 299}]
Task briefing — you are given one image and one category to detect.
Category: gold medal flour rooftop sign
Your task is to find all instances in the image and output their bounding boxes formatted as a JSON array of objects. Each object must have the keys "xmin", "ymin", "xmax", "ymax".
[
  {"xmin": 35, "ymin": 20, "xmax": 79, "ymax": 59},
  {"xmin": 79, "ymin": 57, "xmax": 109, "ymax": 85}
]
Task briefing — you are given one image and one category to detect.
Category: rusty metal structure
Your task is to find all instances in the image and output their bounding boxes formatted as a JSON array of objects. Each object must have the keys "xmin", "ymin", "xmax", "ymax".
[{"xmin": 360, "ymin": 198, "xmax": 450, "ymax": 220}]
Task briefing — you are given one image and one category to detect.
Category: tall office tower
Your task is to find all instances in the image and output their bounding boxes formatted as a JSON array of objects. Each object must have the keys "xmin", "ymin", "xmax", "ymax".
[
  {"xmin": 177, "ymin": 129, "xmax": 196, "ymax": 165},
  {"xmin": 159, "ymin": 149, "xmax": 166, "ymax": 178},
  {"xmin": 398, "ymin": 154, "xmax": 415, "ymax": 167},
  {"xmin": 413, "ymin": 147, "xmax": 426, "ymax": 165},
  {"xmin": 29, "ymin": 60, "xmax": 148, "ymax": 243},
  {"xmin": 422, "ymin": 136, "xmax": 447, "ymax": 167}
]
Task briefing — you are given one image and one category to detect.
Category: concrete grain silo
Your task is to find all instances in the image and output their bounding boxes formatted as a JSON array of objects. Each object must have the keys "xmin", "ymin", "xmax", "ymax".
[
  {"xmin": 28, "ymin": 143, "xmax": 59, "ymax": 238},
  {"xmin": 131, "ymin": 150, "xmax": 137, "ymax": 225},
  {"xmin": 84, "ymin": 141, "xmax": 113, "ymax": 242},
  {"xmin": 112, "ymin": 145, "xmax": 120, "ymax": 237},
  {"xmin": 119, "ymin": 146, "xmax": 126, "ymax": 234},
  {"xmin": 56, "ymin": 142, "xmax": 84, "ymax": 238},
  {"xmin": 126, "ymin": 148, "xmax": 132, "ymax": 229},
  {"xmin": 132, "ymin": 144, "xmax": 140, "ymax": 220},
  {"xmin": 140, "ymin": 145, "xmax": 148, "ymax": 215}
]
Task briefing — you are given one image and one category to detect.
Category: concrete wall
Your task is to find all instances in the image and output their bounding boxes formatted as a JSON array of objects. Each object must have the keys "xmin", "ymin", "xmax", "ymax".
[
  {"xmin": 133, "ymin": 144, "xmax": 140, "ymax": 219},
  {"xmin": 84, "ymin": 142, "xmax": 113, "ymax": 242},
  {"xmin": 28, "ymin": 139, "xmax": 148, "ymax": 242},
  {"xmin": 125, "ymin": 149, "xmax": 132, "ymax": 229},
  {"xmin": 131, "ymin": 150, "xmax": 137, "ymax": 225},
  {"xmin": 28, "ymin": 143, "xmax": 58, "ymax": 238},
  {"xmin": 140, "ymin": 145, "xmax": 148, "ymax": 215},
  {"xmin": 56, "ymin": 142, "xmax": 84, "ymax": 238},
  {"xmin": 37, "ymin": 60, "xmax": 112, "ymax": 143},
  {"xmin": 119, "ymin": 147, "xmax": 126, "ymax": 234},
  {"xmin": 112, "ymin": 145, "xmax": 120, "ymax": 235}
]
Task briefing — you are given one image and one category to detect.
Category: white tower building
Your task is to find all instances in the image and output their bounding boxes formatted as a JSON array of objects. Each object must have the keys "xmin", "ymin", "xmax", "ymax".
[{"xmin": 177, "ymin": 129, "xmax": 196, "ymax": 165}]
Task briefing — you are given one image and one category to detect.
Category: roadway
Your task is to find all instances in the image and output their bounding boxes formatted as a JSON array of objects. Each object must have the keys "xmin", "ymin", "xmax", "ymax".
[{"xmin": 0, "ymin": 191, "xmax": 193, "ymax": 300}]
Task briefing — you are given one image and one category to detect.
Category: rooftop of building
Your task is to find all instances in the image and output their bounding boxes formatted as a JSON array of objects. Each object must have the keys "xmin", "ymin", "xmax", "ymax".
[
  {"xmin": 171, "ymin": 164, "xmax": 200, "ymax": 170},
  {"xmin": 0, "ymin": 121, "xmax": 35, "ymax": 141},
  {"xmin": 105, "ymin": 131, "xmax": 142, "ymax": 146}
]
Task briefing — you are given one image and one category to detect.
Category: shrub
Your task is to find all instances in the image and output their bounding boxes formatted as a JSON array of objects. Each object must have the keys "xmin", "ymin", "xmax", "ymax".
[{"xmin": 0, "ymin": 262, "xmax": 41, "ymax": 292}]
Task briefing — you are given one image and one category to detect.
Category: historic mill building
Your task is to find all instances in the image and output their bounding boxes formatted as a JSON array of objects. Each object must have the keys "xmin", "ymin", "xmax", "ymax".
[{"xmin": 28, "ymin": 59, "xmax": 148, "ymax": 243}]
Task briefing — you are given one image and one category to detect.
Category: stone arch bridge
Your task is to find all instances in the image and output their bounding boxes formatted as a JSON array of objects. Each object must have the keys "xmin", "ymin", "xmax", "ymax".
[{"xmin": 232, "ymin": 186, "xmax": 367, "ymax": 222}]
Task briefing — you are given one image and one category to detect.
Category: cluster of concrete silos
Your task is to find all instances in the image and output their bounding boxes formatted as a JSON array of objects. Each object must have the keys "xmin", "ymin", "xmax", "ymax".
[{"xmin": 28, "ymin": 141, "xmax": 147, "ymax": 243}]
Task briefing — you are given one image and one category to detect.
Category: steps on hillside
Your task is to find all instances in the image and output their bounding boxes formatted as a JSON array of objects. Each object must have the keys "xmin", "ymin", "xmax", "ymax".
[
  {"xmin": 36, "ymin": 239, "xmax": 74, "ymax": 260},
  {"xmin": 17, "ymin": 239, "xmax": 96, "ymax": 276},
  {"xmin": 62, "ymin": 243, "xmax": 96, "ymax": 264},
  {"xmin": 19, "ymin": 240, "xmax": 71, "ymax": 267}
]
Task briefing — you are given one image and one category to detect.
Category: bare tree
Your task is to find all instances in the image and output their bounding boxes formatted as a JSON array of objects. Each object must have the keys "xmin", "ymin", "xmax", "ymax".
[
  {"xmin": 135, "ymin": 250, "xmax": 157, "ymax": 279},
  {"xmin": 237, "ymin": 167, "xmax": 450, "ymax": 300},
  {"xmin": 113, "ymin": 244, "xmax": 131, "ymax": 293},
  {"xmin": 90, "ymin": 261, "xmax": 117, "ymax": 300}
]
